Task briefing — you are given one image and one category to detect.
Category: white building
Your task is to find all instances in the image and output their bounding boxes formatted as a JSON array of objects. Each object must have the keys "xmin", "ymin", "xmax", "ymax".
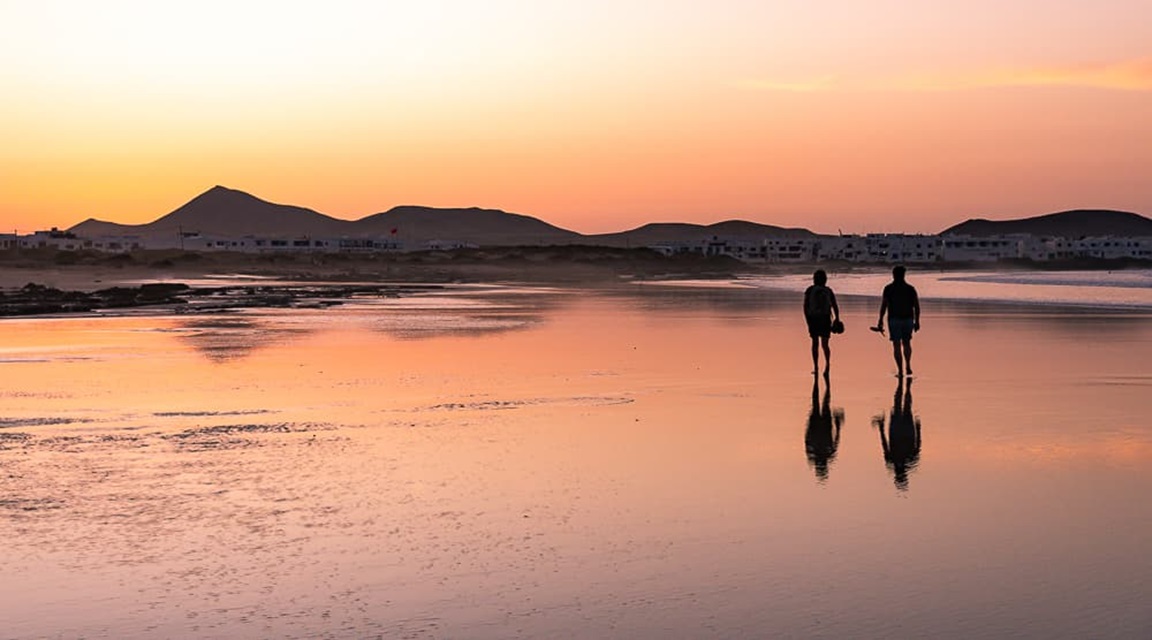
[
  {"xmin": 816, "ymin": 234, "xmax": 941, "ymax": 263},
  {"xmin": 424, "ymin": 239, "xmax": 479, "ymax": 251},
  {"xmin": 941, "ymin": 234, "xmax": 1152, "ymax": 262},
  {"xmin": 1070, "ymin": 236, "xmax": 1152, "ymax": 260},
  {"xmin": 941, "ymin": 235, "xmax": 1028, "ymax": 262},
  {"xmin": 67, "ymin": 233, "xmax": 404, "ymax": 254}
]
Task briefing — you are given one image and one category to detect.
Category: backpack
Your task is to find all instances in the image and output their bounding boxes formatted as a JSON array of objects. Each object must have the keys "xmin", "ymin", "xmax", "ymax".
[{"xmin": 806, "ymin": 286, "xmax": 832, "ymax": 318}]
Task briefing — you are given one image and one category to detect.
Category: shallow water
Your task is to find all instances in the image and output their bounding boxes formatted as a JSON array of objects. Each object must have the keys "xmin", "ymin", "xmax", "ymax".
[
  {"xmin": 2, "ymin": 281, "xmax": 1151, "ymax": 639},
  {"xmin": 746, "ymin": 267, "xmax": 1152, "ymax": 309}
]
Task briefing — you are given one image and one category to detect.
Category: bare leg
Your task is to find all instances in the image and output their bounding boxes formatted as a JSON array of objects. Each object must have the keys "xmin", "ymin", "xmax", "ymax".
[
  {"xmin": 891, "ymin": 341, "xmax": 903, "ymax": 376},
  {"xmin": 811, "ymin": 337, "xmax": 819, "ymax": 374},
  {"xmin": 903, "ymin": 340, "xmax": 913, "ymax": 376},
  {"xmin": 821, "ymin": 336, "xmax": 831, "ymax": 374}
]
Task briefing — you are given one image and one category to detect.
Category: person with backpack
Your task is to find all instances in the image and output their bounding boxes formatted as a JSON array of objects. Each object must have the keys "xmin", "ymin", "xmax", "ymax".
[{"xmin": 803, "ymin": 269, "xmax": 840, "ymax": 376}]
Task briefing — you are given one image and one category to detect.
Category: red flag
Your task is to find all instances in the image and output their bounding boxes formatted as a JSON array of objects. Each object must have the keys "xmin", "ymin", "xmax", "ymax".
[{"xmin": 390, "ymin": 228, "xmax": 398, "ymax": 235}]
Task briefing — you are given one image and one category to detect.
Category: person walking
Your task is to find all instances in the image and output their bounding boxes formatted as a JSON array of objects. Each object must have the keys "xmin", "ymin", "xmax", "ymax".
[
  {"xmin": 875, "ymin": 265, "xmax": 920, "ymax": 377},
  {"xmin": 803, "ymin": 269, "xmax": 840, "ymax": 376}
]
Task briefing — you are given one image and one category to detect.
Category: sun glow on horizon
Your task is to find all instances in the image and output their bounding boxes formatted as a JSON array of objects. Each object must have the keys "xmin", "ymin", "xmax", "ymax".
[{"xmin": 3, "ymin": 0, "xmax": 1152, "ymax": 234}]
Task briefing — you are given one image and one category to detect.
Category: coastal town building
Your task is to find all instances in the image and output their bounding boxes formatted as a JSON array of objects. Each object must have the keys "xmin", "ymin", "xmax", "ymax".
[
  {"xmin": 25, "ymin": 231, "xmax": 408, "ymax": 254},
  {"xmin": 652, "ymin": 234, "xmax": 941, "ymax": 263},
  {"xmin": 7, "ymin": 228, "xmax": 86, "ymax": 250},
  {"xmin": 940, "ymin": 234, "xmax": 1152, "ymax": 262},
  {"xmin": 1069, "ymin": 236, "xmax": 1152, "ymax": 260},
  {"xmin": 5, "ymin": 227, "xmax": 1152, "ymax": 264},
  {"xmin": 820, "ymin": 234, "xmax": 941, "ymax": 263},
  {"xmin": 940, "ymin": 234, "xmax": 1026, "ymax": 262}
]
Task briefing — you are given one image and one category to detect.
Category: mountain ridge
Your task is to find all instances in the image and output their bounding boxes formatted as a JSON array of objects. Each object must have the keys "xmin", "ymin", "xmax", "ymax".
[
  {"xmin": 67, "ymin": 187, "xmax": 1152, "ymax": 247},
  {"xmin": 941, "ymin": 209, "xmax": 1152, "ymax": 238}
]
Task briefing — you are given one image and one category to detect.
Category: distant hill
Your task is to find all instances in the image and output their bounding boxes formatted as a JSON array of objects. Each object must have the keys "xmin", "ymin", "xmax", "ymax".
[
  {"xmin": 590, "ymin": 220, "xmax": 816, "ymax": 247},
  {"xmin": 942, "ymin": 209, "xmax": 1152, "ymax": 238},
  {"xmin": 66, "ymin": 186, "xmax": 820, "ymax": 248},
  {"xmin": 68, "ymin": 187, "xmax": 582, "ymax": 246},
  {"xmin": 64, "ymin": 188, "xmax": 1152, "ymax": 250},
  {"xmin": 356, "ymin": 205, "xmax": 582, "ymax": 245},
  {"xmin": 71, "ymin": 186, "xmax": 351, "ymax": 239}
]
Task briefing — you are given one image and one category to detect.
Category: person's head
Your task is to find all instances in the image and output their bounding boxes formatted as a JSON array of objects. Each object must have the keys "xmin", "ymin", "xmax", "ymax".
[
  {"xmin": 892, "ymin": 265, "xmax": 906, "ymax": 282},
  {"xmin": 813, "ymin": 269, "xmax": 827, "ymax": 286}
]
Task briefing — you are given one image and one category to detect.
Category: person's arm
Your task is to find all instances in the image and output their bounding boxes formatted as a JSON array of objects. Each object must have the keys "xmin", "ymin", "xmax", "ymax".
[
  {"xmin": 830, "ymin": 290, "xmax": 840, "ymax": 320},
  {"xmin": 877, "ymin": 289, "xmax": 888, "ymax": 327},
  {"xmin": 912, "ymin": 287, "xmax": 921, "ymax": 331}
]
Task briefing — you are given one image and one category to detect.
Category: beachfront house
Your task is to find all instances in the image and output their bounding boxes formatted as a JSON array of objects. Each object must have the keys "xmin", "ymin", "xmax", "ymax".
[
  {"xmin": 759, "ymin": 237, "xmax": 820, "ymax": 262},
  {"xmin": 941, "ymin": 234, "xmax": 1152, "ymax": 262},
  {"xmin": 81, "ymin": 236, "xmax": 146, "ymax": 252},
  {"xmin": 424, "ymin": 239, "xmax": 479, "ymax": 251},
  {"xmin": 814, "ymin": 234, "xmax": 941, "ymax": 263},
  {"xmin": 337, "ymin": 237, "xmax": 404, "ymax": 252},
  {"xmin": 647, "ymin": 236, "xmax": 760, "ymax": 260},
  {"xmin": 815, "ymin": 236, "xmax": 867, "ymax": 262},
  {"xmin": 861, "ymin": 234, "xmax": 941, "ymax": 263},
  {"xmin": 1070, "ymin": 236, "xmax": 1152, "ymax": 260},
  {"xmin": 56, "ymin": 232, "xmax": 406, "ymax": 254},
  {"xmin": 941, "ymin": 234, "xmax": 1028, "ymax": 262},
  {"xmin": 17, "ymin": 228, "xmax": 84, "ymax": 251}
]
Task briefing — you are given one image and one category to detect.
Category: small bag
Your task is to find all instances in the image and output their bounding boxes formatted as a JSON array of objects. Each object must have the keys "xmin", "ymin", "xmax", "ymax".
[{"xmin": 831, "ymin": 319, "xmax": 845, "ymax": 334}]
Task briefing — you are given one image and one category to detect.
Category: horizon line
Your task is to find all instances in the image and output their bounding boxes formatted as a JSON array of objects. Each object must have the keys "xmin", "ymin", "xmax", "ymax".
[{"xmin": 37, "ymin": 184, "xmax": 1152, "ymax": 238}]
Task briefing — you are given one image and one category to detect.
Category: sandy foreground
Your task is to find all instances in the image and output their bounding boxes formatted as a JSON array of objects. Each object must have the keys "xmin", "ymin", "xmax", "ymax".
[{"xmin": 1, "ymin": 271, "xmax": 1151, "ymax": 638}]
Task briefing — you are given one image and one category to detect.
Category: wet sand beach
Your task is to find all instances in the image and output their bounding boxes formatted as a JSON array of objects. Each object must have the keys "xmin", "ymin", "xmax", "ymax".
[{"xmin": 2, "ymin": 274, "xmax": 1151, "ymax": 638}]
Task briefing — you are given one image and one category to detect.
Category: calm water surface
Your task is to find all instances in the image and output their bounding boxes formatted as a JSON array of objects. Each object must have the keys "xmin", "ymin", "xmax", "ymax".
[{"xmin": 1, "ymin": 279, "xmax": 1150, "ymax": 638}]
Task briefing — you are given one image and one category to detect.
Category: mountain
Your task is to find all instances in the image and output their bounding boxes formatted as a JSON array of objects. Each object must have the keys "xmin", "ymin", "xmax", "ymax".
[
  {"xmin": 356, "ymin": 206, "xmax": 583, "ymax": 245},
  {"xmin": 941, "ymin": 209, "xmax": 1152, "ymax": 238},
  {"xmin": 64, "ymin": 188, "xmax": 1152, "ymax": 249},
  {"xmin": 70, "ymin": 186, "xmax": 351, "ymax": 239},
  {"xmin": 67, "ymin": 187, "xmax": 583, "ymax": 246},
  {"xmin": 589, "ymin": 220, "xmax": 817, "ymax": 247}
]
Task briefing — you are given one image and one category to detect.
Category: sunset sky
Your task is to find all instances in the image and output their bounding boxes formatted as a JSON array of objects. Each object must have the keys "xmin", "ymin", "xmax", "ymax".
[{"xmin": 2, "ymin": 0, "xmax": 1150, "ymax": 235}]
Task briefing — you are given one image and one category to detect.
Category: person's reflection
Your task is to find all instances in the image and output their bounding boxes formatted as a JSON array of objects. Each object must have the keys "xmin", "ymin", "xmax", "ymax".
[
  {"xmin": 805, "ymin": 374, "xmax": 844, "ymax": 483},
  {"xmin": 873, "ymin": 377, "xmax": 922, "ymax": 491}
]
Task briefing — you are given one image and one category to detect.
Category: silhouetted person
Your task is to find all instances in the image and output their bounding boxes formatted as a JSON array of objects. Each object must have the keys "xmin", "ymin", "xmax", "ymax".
[
  {"xmin": 803, "ymin": 269, "xmax": 840, "ymax": 376},
  {"xmin": 805, "ymin": 375, "xmax": 844, "ymax": 482},
  {"xmin": 873, "ymin": 377, "xmax": 921, "ymax": 491},
  {"xmin": 875, "ymin": 265, "xmax": 920, "ymax": 377}
]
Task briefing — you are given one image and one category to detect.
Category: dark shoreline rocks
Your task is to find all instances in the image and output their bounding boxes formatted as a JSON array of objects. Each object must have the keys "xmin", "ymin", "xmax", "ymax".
[{"xmin": 0, "ymin": 282, "xmax": 444, "ymax": 317}]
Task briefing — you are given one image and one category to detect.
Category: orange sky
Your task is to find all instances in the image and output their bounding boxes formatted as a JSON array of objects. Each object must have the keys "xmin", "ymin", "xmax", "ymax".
[{"xmin": 3, "ymin": 0, "xmax": 1151, "ymax": 235}]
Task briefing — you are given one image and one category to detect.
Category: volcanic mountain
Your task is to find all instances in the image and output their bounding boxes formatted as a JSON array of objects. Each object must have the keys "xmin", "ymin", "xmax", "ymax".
[
  {"xmin": 70, "ymin": 186, "xmax": 351, "ymax": 239},
  {"xmin": 941, "ymin": 209, "xmax": 1152, "ymax": 238},
  {"xmin": 354, "ymin": 206, "xmax": 583, "ymax": 246},
  {"xmin": 67, "ymin": 188, "xmax": 1152, "ymax": 249},
  {"xmin": 587, "ymin": 220, "xmax": 817, "ymax": 247},
  {"xmin": 68, "ymin": 186, "xmax": 585, "ymax": 246}
]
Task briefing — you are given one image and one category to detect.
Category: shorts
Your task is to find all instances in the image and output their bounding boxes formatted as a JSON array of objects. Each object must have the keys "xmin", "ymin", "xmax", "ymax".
[
  {"xmin": 888, "ymin": 317, "xmax": 915, "ymax": 342},
  {"xmin": 806, "ymin": 315, "xmax": 832, "ymax": 339}
]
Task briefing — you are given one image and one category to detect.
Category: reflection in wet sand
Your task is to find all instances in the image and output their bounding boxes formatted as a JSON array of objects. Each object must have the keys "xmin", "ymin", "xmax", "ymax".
[
  {"xmin": 2, "ymin": 282, "xmax": 1152, "ymax": 638},
  {"xmin": 366, "ymin": 289, "xmax": 566, "ymax": 340},
  {"xmin": 371, "ymin": 311, "xmax": 543, "ymax": 340},
  {"xmin": 873, "ymin": 377, "xmax": 922, "ymax": 491},
  {"xmin": 169, "ymin": 286, "xmax": 568, "ymax": 360},
  {"xmin": 612, "ymin": 283, "xmax": 795, "ymax": 316},
  {"xmin": 804, "ymin": 375, "xmax": 844, "ymax": 483},
  {"xmin": 176, "ymin": 316, "xmax": 316, "ymax": 362}
]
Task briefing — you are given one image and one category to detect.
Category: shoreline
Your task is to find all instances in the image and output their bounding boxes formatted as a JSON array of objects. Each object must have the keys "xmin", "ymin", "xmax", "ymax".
[
  {"xmin": 3, "ymin": 247, "xmax": 1150, "ymax": 318},
  {"xmin": 3, "ymin": 246, "xmax": 1149, "ymax": 290}
]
